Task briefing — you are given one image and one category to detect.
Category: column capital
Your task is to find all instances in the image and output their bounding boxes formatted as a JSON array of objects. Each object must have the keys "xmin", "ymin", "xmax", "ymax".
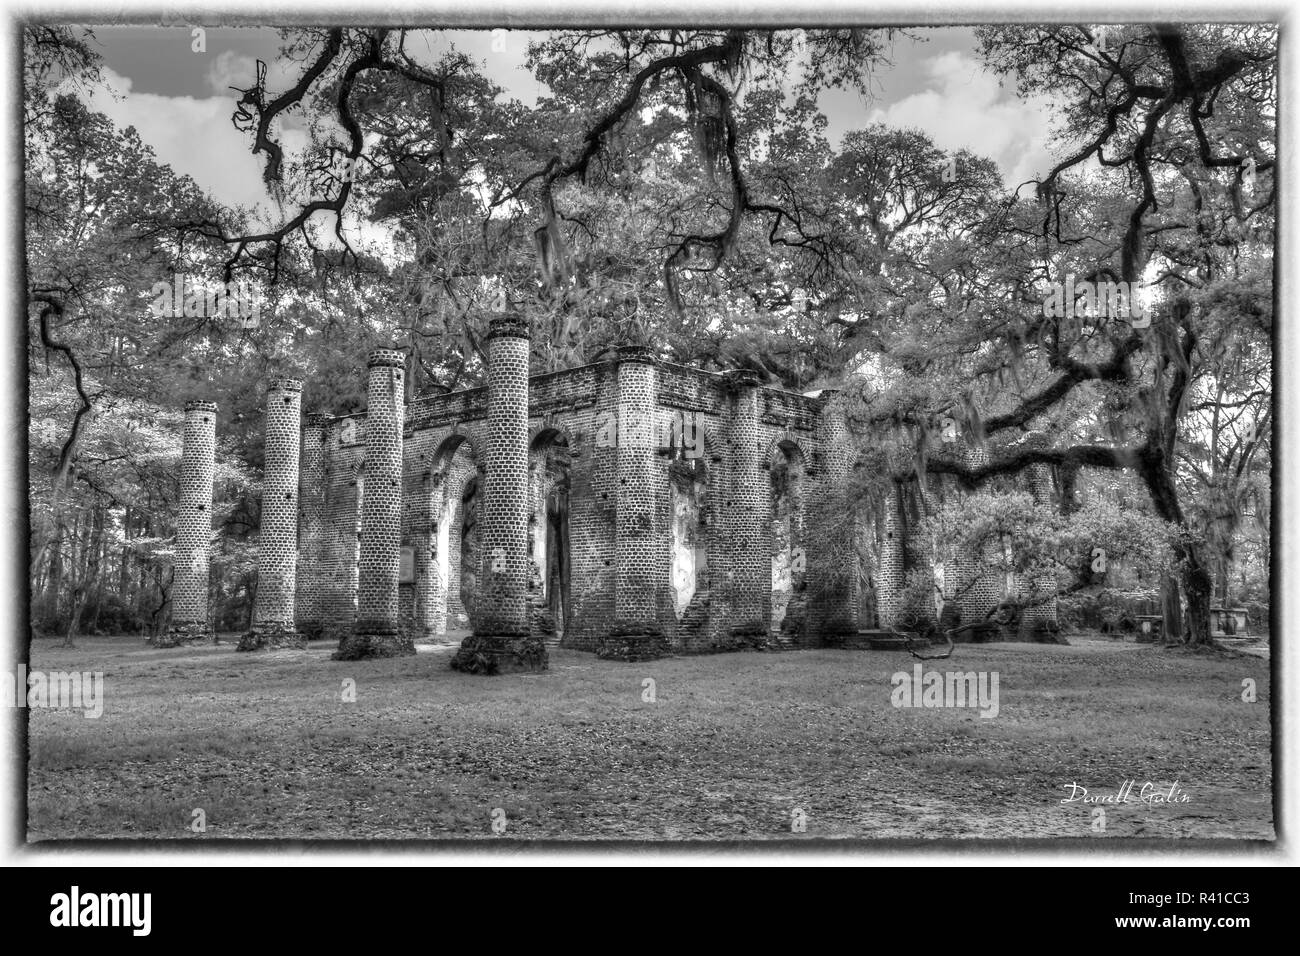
[
  {"xmin": 268, "ymin": 378, "xmax": 303, "ymax": 393},
  {"xmin": 487, "ymin": 314, "xmax": 530, "ymax": 340},
  {"xmin": 184, "ymin": 400, "xmax": 218, "ymax": 414},
  {"xmin": 368, "ymin": 348, "xmax": 407, "ymax": 369},
  {"xmin": 615, "ymin": 344, "xmax": 657, "ymax": 366}
]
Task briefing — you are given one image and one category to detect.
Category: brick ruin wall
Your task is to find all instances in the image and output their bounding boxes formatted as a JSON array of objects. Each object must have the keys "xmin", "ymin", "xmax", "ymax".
[{"xmin": 287, "ymin": 348, "xmax": 1057, "ymax": 652}]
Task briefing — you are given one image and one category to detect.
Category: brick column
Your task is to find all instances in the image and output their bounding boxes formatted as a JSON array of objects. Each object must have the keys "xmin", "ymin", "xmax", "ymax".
[
  {"xmin": 240, "ymin": 379, "xmax": 306, "ymax": 650},
  {"xmin": 810, "ymin": 389, "xmax": 858, "ymax": 642},
  {"xmin": 452, "ymin": 315, "xmax": 548, "ymax": 673},
  {"xmin": 336, "ymin": 350, "xmax": 415, "ymax": 659},
  {"xmin": 161, "ymin": 401, "xmax": 218, "ymax": 646},
  {"xmin": 295, "ymin": 413, "xmax": 327, "ymax": 640},
  {"xmin": 597, "ymin": 345, "xmax": 668, "ymax": 661},
  {"xmin": 722, "ymin": 368, "xmax": 769, "ymax": 647}
]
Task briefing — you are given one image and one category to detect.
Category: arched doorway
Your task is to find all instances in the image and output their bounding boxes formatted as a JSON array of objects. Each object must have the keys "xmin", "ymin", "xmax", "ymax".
[
  {"xmin": 668, "ymin": 457, "xmax": 708, "ymax": 628},
  {"xmin": 529, "ymin": 429, "xmax": 571, "ymax": 645},
  {"xmin": 429, "ymin": 435, "xmax": 480, "ymax": 637},
  {"xmin": 770, "ymin": 440, "xmax": 807, "ymax": 644}
]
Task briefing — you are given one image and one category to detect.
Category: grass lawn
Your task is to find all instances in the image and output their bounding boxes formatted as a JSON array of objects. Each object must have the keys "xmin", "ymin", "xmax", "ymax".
[{"xmin": 25, "ymin": 633, "xmax": 1273, "ymax": 842}]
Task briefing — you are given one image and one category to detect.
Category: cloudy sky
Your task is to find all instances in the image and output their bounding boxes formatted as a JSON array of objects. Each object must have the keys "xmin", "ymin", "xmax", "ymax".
[{"xmin": 74, "ymin": 26, "xmax": 1060, "ymax": 246}]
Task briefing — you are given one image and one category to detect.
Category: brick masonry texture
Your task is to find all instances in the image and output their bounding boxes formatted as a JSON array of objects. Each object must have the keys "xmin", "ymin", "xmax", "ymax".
[
  {"xmin": 808, "ymin": 390, "xmax": 854, "ymax": 640},
  {"xmin": 239, "ymin": 379, "xmax": 306, "ymax": 650},
  {"xmin": 295, "ymin": 414, "xmax": 327, "ymax": 639},
  {"xmin": 451, "ymin": 315, "xmax": 549, "ymax": 673},
  {"xmin": 214, "ymin": 330, "xmax": 1056, "ymax": 663},
  {"xmin": 315, "ymin": 415, "xmax": 364, "ymax": 643},
  {"xmin": 596, "ymin": 347, "xmax": 668, "ymax": 660},
  {"xmin": 304, "ymin": 354, "xmax": 967, "ymax": 659},
  {"xmin": 335, "ymin": 350, "xmax": 415, "ymax": 660},
  {"xmin": 160, "ymin": 401, "xmax": 217, "ymax": 647}
]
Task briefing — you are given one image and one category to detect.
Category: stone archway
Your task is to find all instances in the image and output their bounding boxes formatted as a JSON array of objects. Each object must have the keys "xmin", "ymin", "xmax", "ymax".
[
  {"xmin": 428, "ymin": 434, "xmax": 481, "ymax": 637},
  {"xmin": 668, "ymin": 456, "xmax": 708, "ymax": 626},
  {"xmin": 769, "ymin": 439, "xmax": 808, "ymax": 645},
  {"xmin": 528, "ymin": 428, "xmax": 572, "ymax": 645},
  {"xmin": 457, "ymin": 474, "xmax": 482, "ymax": 629}
]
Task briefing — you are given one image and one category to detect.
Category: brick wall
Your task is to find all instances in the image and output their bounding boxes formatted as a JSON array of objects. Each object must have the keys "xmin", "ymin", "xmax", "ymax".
[
  {"xmin": 558, "ymin": 363, "xmax": 618, "ymax": 651},
  {"xmin": 196, "ymin": 318, "xmax": 1086, "ymax": 660},
  {"xmin": 296, "ymin": 414, "xmax": 327, "ymax": 639},
  {"xmin": 317, "ymin": 415, "xmax": 363, "ymax": 641},
  {"xmin": 808, "ymin": 390, "xmax": 855, "ymax": 640},
  {"xmin": 299, "ymin": 345, "xmax": 886, "ymax": 659}
]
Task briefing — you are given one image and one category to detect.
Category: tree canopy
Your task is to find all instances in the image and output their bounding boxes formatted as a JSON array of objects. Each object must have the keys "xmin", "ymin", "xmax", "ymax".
[{"xmin": 25, "ymin": 23, "xmax": 1273, "ymax": 646}]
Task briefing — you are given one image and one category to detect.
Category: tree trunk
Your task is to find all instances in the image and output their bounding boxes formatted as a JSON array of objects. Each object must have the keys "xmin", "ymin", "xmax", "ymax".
[
  {"xmin": 135, "ymin": 511, "xmax": 153, "ymax": 621},
  {"xmin": 1177, "ymin": 541, "xmax": 1214, "ymax": 646},
  {"xmin": 64, "ymin": 503, "xmax": 105, "ymax": 646},
  {"xmin": 1161, "ymin": 573, "xmax": 1184, "ymax": 644},
  {"xmin": 119, "ymin": 505, "xmax": 133, "ymax": 599},
  {"xmin": 148, "ymin": 565, "xmax": 173, "ymax": 642},
  {"xmin": 1140, "ymin": 447, "xmax": 1213, "ymax": 646},
  {"xmin": 42, "ymin": 524, "xmax": 65, "ymax": 629}
]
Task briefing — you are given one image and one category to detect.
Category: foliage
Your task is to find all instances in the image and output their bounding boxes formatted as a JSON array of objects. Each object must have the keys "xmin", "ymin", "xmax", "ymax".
[{"xmin": 24, "ymin": 24, "xmax": 1272, "ymax": 644}]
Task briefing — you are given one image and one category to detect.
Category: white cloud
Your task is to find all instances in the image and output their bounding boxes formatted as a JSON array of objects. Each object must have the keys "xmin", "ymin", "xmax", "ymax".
[
  {"xmin": 205, "ymin": 49, "xmax": 305, "ymax": 103},
  {"xmin": 71, "ymin": 66, "xmax": 396, "ymax": 259},
  {"xmin": 205, "ymin": 49, "xmax": 259, "ymax": 97},
  {"xmin": 77, "ymin": 66, "xmax": 292, "ymax": 215},
  {"xmin": 865, "ymin": 50, "xmax": 1060, "ymax": 191}
]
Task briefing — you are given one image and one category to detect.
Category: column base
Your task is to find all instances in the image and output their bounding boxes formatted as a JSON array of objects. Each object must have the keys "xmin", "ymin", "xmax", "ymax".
[
  {"xmin": 714, "ymin": 622, "xmax": 769, "ymax": 652},
  {"xmin": 322, "ymin": 622, "xmax": 354, "ymax": 644},
  {"xmin": 155, "ymin": 621, "xmax": 213, "ymax": 647},
  {"xmin": 816, "ymin": 617, "xmax": 863, "ymax": 648},
  {"xmin": 451, "ymin": 632, "xmax": 549, "ymax": 675},
  {"xmin": 236, "ymin": 622, "xmax": 308, "ymax": 652},
  {"xmin": 596, "ymin": 622, "xmax": 669, "ymax": 662},
  {"xmin": 333, "ymin": 626, "xmax": 415, "ymax": 660}
]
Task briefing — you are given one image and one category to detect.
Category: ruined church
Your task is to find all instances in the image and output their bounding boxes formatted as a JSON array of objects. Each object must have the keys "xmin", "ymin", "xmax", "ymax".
[{"xmin": 159, "ymin": 314, "xmax": 1056, "ymax": 673}]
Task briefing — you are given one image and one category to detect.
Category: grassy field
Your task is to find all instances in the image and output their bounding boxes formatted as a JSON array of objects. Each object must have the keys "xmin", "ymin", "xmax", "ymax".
[{"xmin": 25, "ymin": 634, "xmax": 1273, "ymax": 842}]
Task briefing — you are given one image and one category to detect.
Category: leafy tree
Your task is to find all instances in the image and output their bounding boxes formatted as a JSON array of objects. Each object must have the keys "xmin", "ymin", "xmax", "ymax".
[{"xmin": 837, "ymin": 23, "xmax": 1276, "ymax": 646}]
